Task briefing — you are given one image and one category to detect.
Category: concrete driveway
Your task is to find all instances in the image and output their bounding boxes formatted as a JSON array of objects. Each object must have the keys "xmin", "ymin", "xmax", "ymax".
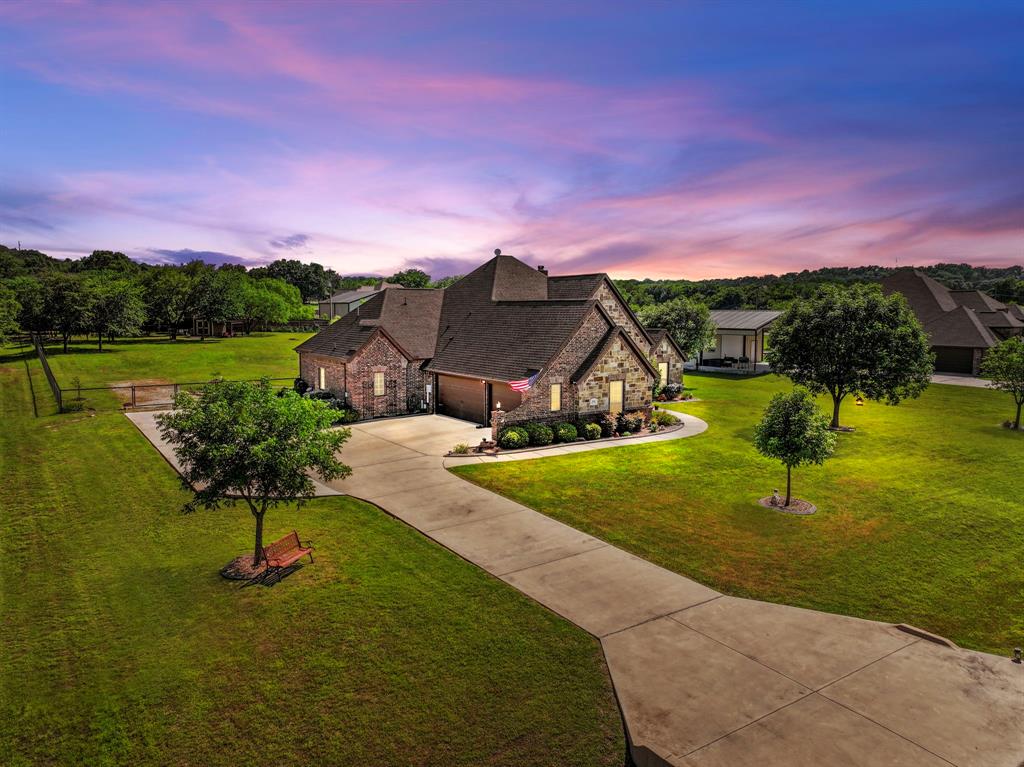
[{"xmin": 129, "ymin": 410, "xmax": 1023, "ymax": 766}]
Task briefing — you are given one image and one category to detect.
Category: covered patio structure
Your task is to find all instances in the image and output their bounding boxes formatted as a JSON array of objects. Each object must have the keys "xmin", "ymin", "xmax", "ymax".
[{"xmin": 696, "ymin": 309, "xmax": 781, "ymax": 374}]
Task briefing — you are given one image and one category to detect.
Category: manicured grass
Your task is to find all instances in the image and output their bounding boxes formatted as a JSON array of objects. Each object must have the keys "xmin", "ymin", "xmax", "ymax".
[
  {"xmin": 0, "ymin": 346, "xmax": 623, "ymax": 766},
  {"xmin": 453, "ymin": 373, "xmax": 1023, "ymax": 655}
]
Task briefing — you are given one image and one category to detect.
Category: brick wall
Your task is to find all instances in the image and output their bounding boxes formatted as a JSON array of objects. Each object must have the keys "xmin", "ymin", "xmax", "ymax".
[
  {"xmin": 577, "ymin": 336, "xmax": 653, "ymax": 414},
  {"xmin": 298, "ymin": 352, "xmax": 347, "ymax": 395},
  {"xmin": 595, "ymin": 281, "xmax": 648, "ymax": 348},
  {"xmin": 504, "ymin": 307, "xmax": 611, "ymax": 425},
  {"xmin": 651, "ymin": 338, "xmax": 685, "ymax": 385},
  {"xmin": 347, "ymin": 333, "xmax": 411, "ymax": 418}
]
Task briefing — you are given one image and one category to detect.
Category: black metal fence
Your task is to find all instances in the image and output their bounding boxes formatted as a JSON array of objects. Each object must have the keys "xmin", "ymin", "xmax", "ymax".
[{"xmin": 29, "ymin": 335, "xmax": 294, "ymax": 412}]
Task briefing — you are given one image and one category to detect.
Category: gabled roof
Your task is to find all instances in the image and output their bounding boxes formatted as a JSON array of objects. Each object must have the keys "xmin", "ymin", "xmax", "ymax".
[
  {"xmin": 646, "ymin": 327, "xmax": 687, "ymax": 360},
  {"xmin": 975, "ymin": 310, "xmax": 1024, "ymax": 330},
  {"xmin": 296, "ymin": 288, "xmax": 442, "ymax": 360},
  {"xmin": 1009, "ymin": 304, "xmax": 1024, "ymax": 322},
  {"xmin": 547, "ymin": 273, "xmax": 606, "ymax": 300},
  {"xmin": 709, "ymin": 309, "xmax": 782, "ymax": 331},
  {"xmin": 571, "ymin": 325, "xmax": 660, "ymax": 383},
  {"xmin": 923, "ymin": 306, "xmax": 998, "ymax": 349},
  {"xmin": 323, "ymin": 280, "xmax": 402, "ymax": 304},
  {"xmin": 880, "ymin": 270, "xmax": 958, "ymax": 323}
]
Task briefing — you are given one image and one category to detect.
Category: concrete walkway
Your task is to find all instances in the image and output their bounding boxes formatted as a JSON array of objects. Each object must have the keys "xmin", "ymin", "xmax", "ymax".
[
  {"xmin": 931, "ymin": 373, "xmax": 993, "ymax": 388},
  {"xmin": 128, "ymin": 411, "xmax": 1023, "ymax": 767}
]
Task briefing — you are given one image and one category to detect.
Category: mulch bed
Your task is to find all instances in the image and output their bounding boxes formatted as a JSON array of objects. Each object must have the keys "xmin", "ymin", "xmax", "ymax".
[
  {"xmin": 220, "ymin": 555, "xmax": 266, "ymax": 580},
  {"xmin": 757, "ymin": 496, "xmax": 817, "ymax": 515}
]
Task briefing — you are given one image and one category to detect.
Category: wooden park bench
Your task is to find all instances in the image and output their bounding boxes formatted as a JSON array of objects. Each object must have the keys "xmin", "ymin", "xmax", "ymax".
[{"xmin": 261, "ymin": 531, "xmax": 315, "ymax": 574}]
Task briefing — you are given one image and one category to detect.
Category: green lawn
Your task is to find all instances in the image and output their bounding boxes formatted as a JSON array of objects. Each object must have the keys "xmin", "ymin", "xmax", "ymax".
[
  {"xmin": 453, "ymin": 372, "xmax": 1023, "ymax": 655},
  {"xmin": 0, "ymin": 346, "xmax": 623, "ymax": 766}
]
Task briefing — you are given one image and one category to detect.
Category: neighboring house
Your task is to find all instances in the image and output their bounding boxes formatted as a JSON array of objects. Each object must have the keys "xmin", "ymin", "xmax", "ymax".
[
  {"xmin": 295, "ymin": 254, "xmax": 658, "ymax": 425},
  {"xmin": 317, "ymin": 280, "xmax": 403, "ymax": 320},
  {"xmin": 192, "ymin": 318, "xmax": 245, "ymax": 337},
  {"xmin": 646, "ymin": 328, "xmax": 686, "ymax": 386},
  {"xmin": 699, "ymin": 310, "xmax": 782, "ymax": 370},
  {"xmin": 881, "ymin": 270, "xmax": 1024, "ymax": 374}
]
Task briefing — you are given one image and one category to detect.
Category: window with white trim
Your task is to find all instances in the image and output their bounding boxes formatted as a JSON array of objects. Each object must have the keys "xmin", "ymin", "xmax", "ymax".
[
  {"xmin": 550, "ymin": 383, "xmax": 561, "ymax": 411},
  {"xmin": 373, "ymin": 371, "xmax": 386, "ymax": 396}
]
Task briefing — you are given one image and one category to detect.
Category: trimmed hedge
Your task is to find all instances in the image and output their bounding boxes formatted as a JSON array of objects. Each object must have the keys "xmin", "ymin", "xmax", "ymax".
[
  {"xmin": 499, "ymin": 426, "xmax": 529, "ymax": 449},
  {"xmin": 524, "ymin": 422, "xmax": 554, "ymax": 446},
  {"xmin": 582, "ymin": 422, "xmax": 602, "ymax": 440},
  {"xmin": 553, "ymin": 422, "xmax": 577, "ymax": 443}
]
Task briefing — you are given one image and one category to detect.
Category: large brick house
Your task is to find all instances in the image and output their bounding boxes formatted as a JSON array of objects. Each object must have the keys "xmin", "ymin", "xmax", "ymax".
[{"xmin": 295, "ymin": 253, "xmax": 682, "ymax": 425}]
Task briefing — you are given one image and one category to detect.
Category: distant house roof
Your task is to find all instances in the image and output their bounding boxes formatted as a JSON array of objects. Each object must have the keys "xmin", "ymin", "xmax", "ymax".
[
  {"xmin": 297, "ymin": 288, "xmax": 442, "ymax": 360},
  {"xmin": 949, "ymin": 290, "xmax": 1007, "ymax": 313},
  {"xmin": 924, "ymin": 306, "xmax": 998, "ymax": 349},
  {"xmin": 880, "ymin": 270, "xmax": 957, "ymax": 323},
  {"xmin": 709, "ymin": 310, "xmax": 782, "ymax": 332},
  {"xmin": 322, "ymin": 280, "xmax": 402, "ymax": 304}
]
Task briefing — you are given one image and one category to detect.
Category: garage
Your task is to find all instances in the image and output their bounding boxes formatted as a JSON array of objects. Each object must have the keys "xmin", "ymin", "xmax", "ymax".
[
  {"xmin": 437, "ymin": 374, "xmax": 487, "ymax": 424},
  {"xmin": 933, "ymin": 346, "xmax": 975, "ymax": 374}
]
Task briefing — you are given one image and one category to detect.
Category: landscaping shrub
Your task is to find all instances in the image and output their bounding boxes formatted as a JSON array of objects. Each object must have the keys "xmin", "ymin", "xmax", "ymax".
[
  {"xmin": 293, "ymin": 377, "xmax": 310, "ymax": 394},
  {"xmin": 616, "ymin": 410, "xmax": 645, "ymax": 434},
  {"xmin": 583, "ymin": 422, "xmax": 602, "ymax": 440},
  {"xmin": 553, "ymin": 422, "xmax": 577, "ymax": 443},
  {"xmin": 661, "ymin": 383, "xmax": 683, "ymax": 400},
  {"xmin": 451, "ymin": 442, "xmax": 471, "ymax": 454},
  {"xmin": 524, "ymin": 422, "xmax": 554, "ymax": 446},
  {"xmin": 498, "ymin": 426, "xmax": 529, "ymax": 450},
  {"xmin": 650, "ymin": 410, "xmax": 676, "ymax": 427},
  {"xmin": 600, "ymin": 413, "xmax": 617, "ymax": 437}
]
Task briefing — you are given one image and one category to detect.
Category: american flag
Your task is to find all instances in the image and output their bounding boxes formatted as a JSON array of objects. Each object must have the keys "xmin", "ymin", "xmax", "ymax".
[{"xmin": 509, "ymin": 372, "xmax": 539, "ymax": 392}]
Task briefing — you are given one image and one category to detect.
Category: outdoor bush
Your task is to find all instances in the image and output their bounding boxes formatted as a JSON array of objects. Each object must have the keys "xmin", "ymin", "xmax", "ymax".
[
  {"xmin": 616, "ymin": 410, "xmax": 645, "ymax": 434},
  {"xmin": 662, "ymin": 383, "xmax": 683, "ymax": 400},
  {"xmin": 498, "ymin": 426, "xmax": 529, "ymax": 450},
  {"xmin": 583, "ymin": 422, "xmax": 602, "ymax": 440},
  {"xmin": 553, "ymin": 422, "xmax": 577, "ymax": 443},
  {"xmin": 63, "ymin": 399, "xmax": 86, "ymax": 413},
  {"xmin": 451, "ymin": 442, "xmax": 471, "ymax": 454},
  {"xmin": 650, "ymin": 409, "xmax": 676, "ymax": 427},
  {"xmin": 524, "ymin": 422, "xmax": 554, "ymax": 446},
  {"xmin": 600, "ymin": 413, "xmax": 617, "ymax": 437},
  {"xmin": 293, "ymin": 377, "xmax": 309, "ymax": 394}
]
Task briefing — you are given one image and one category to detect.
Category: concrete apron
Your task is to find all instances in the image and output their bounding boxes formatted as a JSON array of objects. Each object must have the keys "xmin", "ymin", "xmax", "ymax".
[{"xmin": 129, "ymin": 411, "xmax": 1024, "ymax": 766}]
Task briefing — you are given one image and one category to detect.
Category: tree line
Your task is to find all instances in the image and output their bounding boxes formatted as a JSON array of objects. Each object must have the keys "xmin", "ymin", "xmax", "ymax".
[{"xmin": 0, "ymin": 245, "xmax": 311, "ymax": 350}]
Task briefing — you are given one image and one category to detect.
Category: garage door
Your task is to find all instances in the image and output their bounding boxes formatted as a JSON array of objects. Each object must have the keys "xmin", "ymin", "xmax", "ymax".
[
  {"xmin": 437, "ymin": 374, "xmax": 487, "ymax": 424},
  {"xmin": 933, "ymin": 346, "xmax": 974, "ymax": 374}
]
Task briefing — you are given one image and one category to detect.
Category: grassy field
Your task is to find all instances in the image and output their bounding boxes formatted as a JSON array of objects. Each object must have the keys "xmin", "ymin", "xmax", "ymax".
[
  {"xmin": 0, "ymin": 345, "xmax": 623, "ymax": 766},
  {"xmin": 37, "ymin": 333, "xmax": 313, "ymax": 410},
  {"xmin": 453, "ymin": 372, "xmax": 1023, "ymax": 655}
]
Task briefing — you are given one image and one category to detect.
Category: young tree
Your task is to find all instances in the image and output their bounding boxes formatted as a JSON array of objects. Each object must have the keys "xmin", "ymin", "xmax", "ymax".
[
  {"xmin": 0, "ymin": 282, "xmax": 21, "ymax": 344},
  {"xmin": 84, "ymin": 276, "xmax": 146, "ymax": 350},
  {"xmin": 981, "ymin": 336, "xmax": 1024, "ymax": 430},
  {"xmin": 637, "ymin": 296, "xmax": 715, "ymax": 387},
  {"xmin": 766, "ymin": 284, "xmax": 932, "ymax": 429},
  {"xmin": 156, "ymin": 379, "xmax": 352, "ymax": 568},
  {"xmin": 753, "ymin": 388, "xmax": 836, "ymax": 506}
]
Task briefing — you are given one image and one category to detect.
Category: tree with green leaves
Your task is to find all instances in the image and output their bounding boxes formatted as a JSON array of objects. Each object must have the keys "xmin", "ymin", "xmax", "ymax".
[
  {"xmin": 83, "ymin": 276, "xmax": 146, "ymax": 350},
  {"xmin": 42, "ymin": 272, "xmax": 90, "ymax": 352},
  {"xmin": 142, "ymin": 267, "xmax": 202, "ymax": 339},
  {"xmin": 766, "ymin": 284, "xmax": 932, "ymax": 429},
  {"xmin": 981, "ymin": 336, "xmax": 1024, "ymax": 430},
  {"xmin": 389, "ymin": 268, "xmax": 431, "ymax": 288},
  {"xmin": 156, "ymin": 379, "xmax": 352, "ymax": 568},
  {"xmin": 637, "ymin": 296, "xmax": 714, "ymax": 387},
  {"xmin": 753, "ymin": 388, "xmax": 836, "ymax": 506},
  {"xmin": 0, "ymin": 282, "xmax": 21, "ymax": 344}
]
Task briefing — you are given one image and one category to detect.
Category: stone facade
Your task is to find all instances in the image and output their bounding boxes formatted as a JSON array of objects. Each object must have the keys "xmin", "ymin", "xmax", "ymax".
[
  {"xmin": 578, "ymin": 336, "xmax": 653, "ymax": 415},
  {"xmin": 503, "ymin": 307, "xmax": 611, "ymax": 426},
  {"xmin": 651, "ymin": 338, "xmax": 685, "ymax": 386},
  {"xmin": 595, "ymin": 281, "xmax": 648, "ymax": 349}
]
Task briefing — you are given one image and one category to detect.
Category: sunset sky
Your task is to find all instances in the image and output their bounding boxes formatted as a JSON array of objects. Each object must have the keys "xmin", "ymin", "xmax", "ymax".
[{"xmin": 1, "ymin": 1, "xmax": 1021, "ymax": 279}]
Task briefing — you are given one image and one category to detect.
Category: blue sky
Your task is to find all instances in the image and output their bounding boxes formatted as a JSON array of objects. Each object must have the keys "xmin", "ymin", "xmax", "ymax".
[{"xmin": 1, "ymin": 1, "xmax": 1021, "ymax": 278}]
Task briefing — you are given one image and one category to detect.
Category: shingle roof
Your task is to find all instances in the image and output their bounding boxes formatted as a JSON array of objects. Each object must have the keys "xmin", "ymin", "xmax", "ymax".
[
  {"xmin": 924, "ymin": 306, "xmax": 998, "ymax": 348},
  {"xmin": 975, "ymin": 310, "xmax": 1024, "ymax": 330},
  {"xmin": 709, "ymin": 310, "xmax": 782, "ymax": 331},
  {"xmin": 1009, "ymin": 304, "xmax": 1024, "ymax": 322},
  {"xmin": 323, "ymin": 281, "xmax": 402, "ymax": 304},
  {"xmin": 296, "ymin": 288, "xmax": 442, "ymax": 360},
  {"xmin": 949, "ymin": 290, "xmax": 1007, "ymax": 312},
  {"xmin": 880, "ymin": 270, "xmax": 957, "ymax": 323},
  {"xmin": 547, "ymin": 273, "xmax": 605, "ymax": 300}
]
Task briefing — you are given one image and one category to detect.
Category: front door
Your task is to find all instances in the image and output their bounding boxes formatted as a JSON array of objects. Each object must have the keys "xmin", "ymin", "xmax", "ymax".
[{"xmin": 609, "ymin": 380, "xmax": 624, "ymax": 413}]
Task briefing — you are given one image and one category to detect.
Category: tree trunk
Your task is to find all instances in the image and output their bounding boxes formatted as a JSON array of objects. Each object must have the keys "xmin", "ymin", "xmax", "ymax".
[
  {"xmin": 830, "ymin": 393, "xmax": 844, "ymax": 429},
  {"xmin": 1016, "ymin": 399, "xmax": 1022, "ymax": 430},
  {"xmin": 170, "ymin": 326, "xmax": 178, "ymax": 340},
  {"xmin": 252, "ymin": 511, "xmax": 265, "ymax": 567},
  {"xmin": 785, "ymin": 465, "xmax": 792, "ymax": 507},
  {"xmin": 97, "ymin": 332, "xmax": 103, "ymax": 351},
  {"xmin": 63, "ymin": 333, "xmax": 69, "ymax": 353}
]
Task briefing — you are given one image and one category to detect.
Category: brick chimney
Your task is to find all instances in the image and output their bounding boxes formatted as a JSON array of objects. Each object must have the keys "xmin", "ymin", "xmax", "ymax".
[{"xmin": 537, "ymin": 265, "xmax": 548, "ymax": 275}]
